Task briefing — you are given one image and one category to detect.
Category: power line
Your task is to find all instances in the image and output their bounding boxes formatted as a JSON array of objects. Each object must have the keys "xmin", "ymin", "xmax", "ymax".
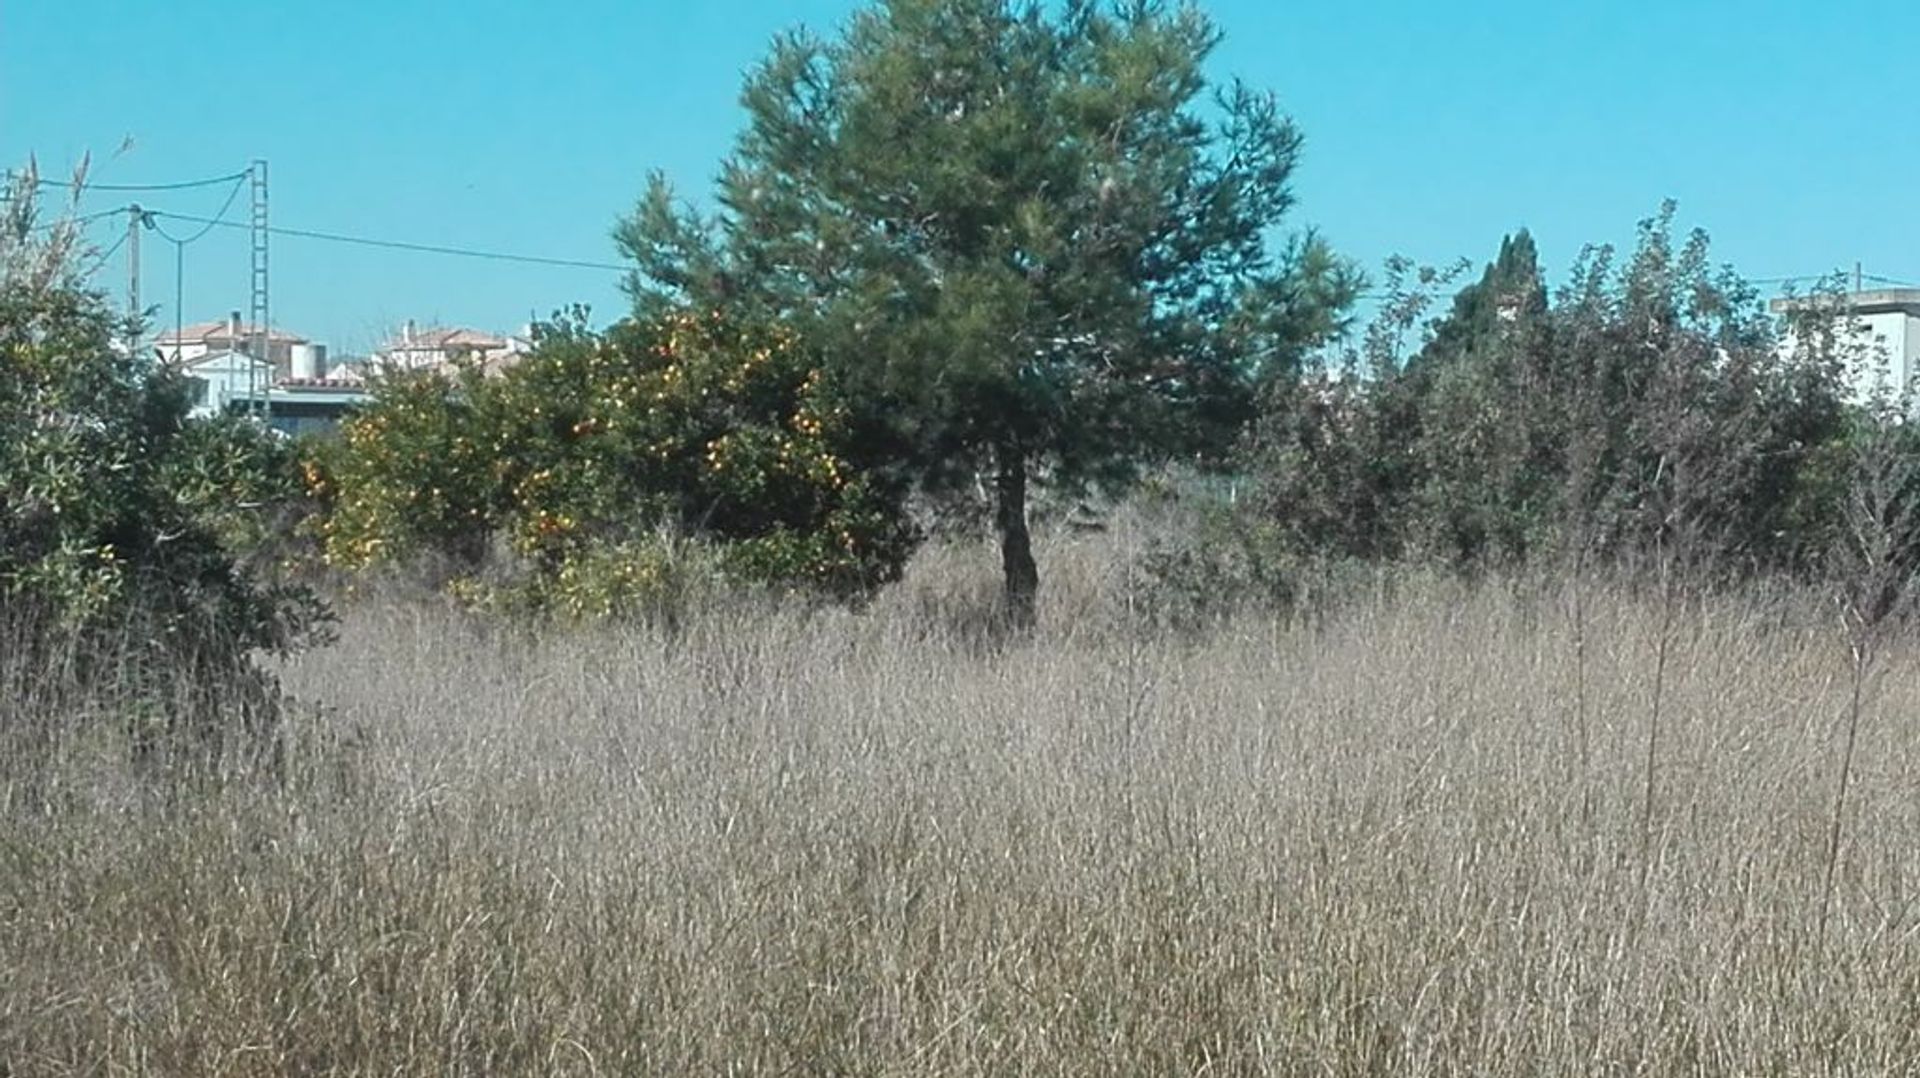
[
  {"xmin": 85, "ymin": 229, "xmax": 129, "ymax": 273},
  {"xmin": 138, "ymin": 175, "xmax": 251, "ymax": 362},
  {"xmin": 26, "ymin": 204, "xmax": 130, "ymax": 233},
  {"xmin": 27, "ymin": 169, "xmax": 251, "ymax": 193},
  {"xmin": 1746, "ymin": 273, "xmax": 1920, "ymax": 289},
  {"xmin": 117, "ymin": 205, "xmax": 1920, "ymax": 295},
  {"xmin": 145, "ymin": 174, "xmax": 247, "ymax": 246},
  {"xmin": 1751, "ymin": 274, "xmax": 1852, "ymax": 285},
  {"xmin": 149, "ymin": 211, "xmax": 630, "ymax": 272}
]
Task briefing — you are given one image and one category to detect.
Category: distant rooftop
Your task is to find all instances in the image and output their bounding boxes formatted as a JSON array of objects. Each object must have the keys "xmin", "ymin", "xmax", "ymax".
[
  {"xmin": 1771, "ymin": 289, "xmax": 1920, "ymax": 316},
  {"xmin": 156, "ymin": 320, "xmax": 310, "ymax": 345},
  {"xmin": 273, "ymin": 379, "xmax": 369, "ymax": 397},
  {"xmin": 382, "ymin": 326, "xmax": 514, "ymax": 350},
  {"xmin": 180, "ymin": 348, "xmax": 272, "ymax": 368}
]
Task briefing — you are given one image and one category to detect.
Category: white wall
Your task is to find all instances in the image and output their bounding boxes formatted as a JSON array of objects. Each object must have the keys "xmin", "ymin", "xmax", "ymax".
[
  {"xmin": 163, "ymin": 337, "xmax": 298, "ymax": 374},
  {"xmin": 1848, "ymin": 311, "xmax": 1920, "ymax": 402},
  {"xmin": 161, "ymin": 341, "xmax": 214, "ymax": 365},
  {"xmin": 184, "ymin": 353, "xmax": 275, "ymax": 418}
]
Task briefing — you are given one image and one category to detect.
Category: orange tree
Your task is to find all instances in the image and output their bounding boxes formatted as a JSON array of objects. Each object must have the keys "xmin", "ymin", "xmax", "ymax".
[
  {"xmin": 309, "ymin": 365, "xmax": 504, "ymax": 569},
  {"xmin": 313, "ymin": 307, "xmax": 917, "ymax": 612}
]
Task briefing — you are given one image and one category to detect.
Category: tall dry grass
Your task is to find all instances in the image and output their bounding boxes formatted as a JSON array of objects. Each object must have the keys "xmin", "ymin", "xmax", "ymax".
[{"xmin": 4, "ymin": 537, "xmax": 1920, "ymax": 1074}]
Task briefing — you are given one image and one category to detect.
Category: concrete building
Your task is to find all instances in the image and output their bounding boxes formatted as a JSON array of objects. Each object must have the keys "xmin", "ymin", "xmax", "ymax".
[
  {"xmin": 179, "ymin": 350, "xmax": 367, "ymax": 434},
  {"xmin": 1772, "ymin": 289, "xmax": 1920, "ymax": 404}
]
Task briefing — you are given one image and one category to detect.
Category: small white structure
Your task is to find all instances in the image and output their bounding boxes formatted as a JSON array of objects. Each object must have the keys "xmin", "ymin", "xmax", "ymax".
[
  {"xmin": 1774, "ymin": 289, "xmax": 1920, "ymax": 404},
  {"xmin": 318, "ymin": 356, "xmax": 373, "ymax": 385},
  {"xmin": 289, "ymin": 342, "xmax": 329, "ymax": 382}
]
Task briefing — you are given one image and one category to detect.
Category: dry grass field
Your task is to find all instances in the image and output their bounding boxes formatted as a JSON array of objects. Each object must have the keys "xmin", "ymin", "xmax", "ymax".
[{"xmin": 5, "ymin": 537, "xmax": 1920, "ymax": 1075}]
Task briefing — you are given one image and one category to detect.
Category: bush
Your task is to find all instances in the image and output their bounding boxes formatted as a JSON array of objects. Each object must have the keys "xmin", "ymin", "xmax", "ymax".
[
  {"xmin": 314, "ymin": 306, "xmax": 919, "ymax": 614},
  {"xmin": 0, "ymin": 164, "xmax": 328, "ymax": 748},
  {"xmin": 1242, "ymin": 209, "xmax": 1863, "ymax": 584}
]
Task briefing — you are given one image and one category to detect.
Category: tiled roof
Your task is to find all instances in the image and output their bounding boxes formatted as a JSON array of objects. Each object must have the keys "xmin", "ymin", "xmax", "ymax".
[
  {"xmin": 384, "ymin": 326, "xmax": 511, "ymax": 350},
  {"xmin": 180, "ymin": 349, "xmax": 273, "ymax": 369},
  {"xmin": 156, "ymin": 320, "xmax": 310, "ymax": 344},
  {"xmin": 276, "ymin": 378, "xmax": 369, "ymax": 392}
]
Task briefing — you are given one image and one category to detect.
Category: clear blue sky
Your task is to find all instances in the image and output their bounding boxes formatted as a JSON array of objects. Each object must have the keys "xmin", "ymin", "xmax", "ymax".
[{"xmin": 5, "ymin": 1, "xmax": 1915, "ymax": 354}]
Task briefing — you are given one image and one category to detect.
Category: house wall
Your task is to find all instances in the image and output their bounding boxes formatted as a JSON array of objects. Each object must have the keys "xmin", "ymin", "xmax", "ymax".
[
  {"xmin": 184, "ymin": 354, "xmax": 276, "ymax": 418},
  {"xmin": 163, "ymin": 338, "xmax": 297, "ymax": 371},
  {"xmin": 1850, "ymin": 311, "xmax": 1920, "ymax": 400},
  {"xmin": 379, "ymin": 347, "xmax": 451, "ymax": 371},
  {"xmin": 376, "ymin": 343, "xmax": 523, "ymax": 373},
  {"xmin": 1777, "ymin": 293, "xmax": 1920, "ymax": 407},
  {"xmin": 162, "ymin": 341, "xmax": 213, "ymax": 365}
]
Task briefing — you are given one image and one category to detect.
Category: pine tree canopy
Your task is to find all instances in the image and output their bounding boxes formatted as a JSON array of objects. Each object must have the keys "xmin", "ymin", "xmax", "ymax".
[{"xmin": 616, "ymin": 0, "xmax": 1358, "ymax": 622}]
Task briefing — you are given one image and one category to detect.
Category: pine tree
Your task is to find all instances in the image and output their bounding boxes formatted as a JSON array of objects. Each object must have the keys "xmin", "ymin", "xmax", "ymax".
[
  {"xmin": 1410, "ymin": 229, "xmax": 1547, "ymax": 376},
  {"xmin": 617, "ymin": 0, "xmax": 1357, "ymax": 624}
]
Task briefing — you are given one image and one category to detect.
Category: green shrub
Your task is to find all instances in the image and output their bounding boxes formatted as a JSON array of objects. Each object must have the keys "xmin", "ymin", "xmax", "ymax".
[
  {"xmin": 1135, "ymin": 513, "xmax": 1297, "ymax": 630},
  {"xmin": 315, "ymin": 306, "xmax": 919, "ymax": 614},
  {"xmin": 1243, "ymin": 210, "xmax": 1862, "ymax": 583},
  {"xmin": 0, "ymin": 165, "xmax": 328, "ymax": 746}
]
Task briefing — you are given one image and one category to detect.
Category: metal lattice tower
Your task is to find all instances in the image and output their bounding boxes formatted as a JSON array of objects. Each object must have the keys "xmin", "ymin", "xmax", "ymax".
[{"xmin": 248, "ymin": 160, "xmax": 269, "ymax": 415}]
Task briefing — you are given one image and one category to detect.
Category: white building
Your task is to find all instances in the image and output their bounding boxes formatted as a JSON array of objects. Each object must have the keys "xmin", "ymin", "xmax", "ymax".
[
  {"xmin": 178, "ymin": 349, "xmax": 369, "ymax": 433},
  {"xmin": 155, "ymin": 316, "xmax": 310, "ymax": 378},
  {"xmin": 166, "ymin": 315, "xmax": 367, "ymax": 431},
  {"xmin": 180, "ymin": 349, "xmax": 277, "ymax": 419},
  {"xmin": 374, "ymin": 321, "xmax": 531, "ymax": 375},
  {"xmin": 1773, "ymin": 289, "xmax": 1920, "ymax": 404}
]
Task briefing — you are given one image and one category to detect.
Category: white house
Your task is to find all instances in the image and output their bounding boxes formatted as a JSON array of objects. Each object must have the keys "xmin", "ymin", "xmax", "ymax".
[
  {"xmin": 374, "ymin": 321, "xmax": 531, "ymax": 375},
  {"xmin": 179, "ymin": 349, "xmax": 369, "ymax": 433},
  {"xmin": 156, "ymin": 315, "xmax": 310, "ymax": 377},
  {"xmin": 1772, "ymin": 289, "xmax": 1920, "ymax": 404},
  {"xmin": 181, "ymin": 349, "xmax": 277, "ymax": 419},
  {"xmin": 166, "ymin": 314, "xmax": 367, "ymax": 431}
]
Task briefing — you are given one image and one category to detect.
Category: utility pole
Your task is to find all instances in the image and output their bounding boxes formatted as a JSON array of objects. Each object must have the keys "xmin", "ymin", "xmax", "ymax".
[{"xmin": 126, "ymin": 203, "xmax": 142, "ymax": 356}]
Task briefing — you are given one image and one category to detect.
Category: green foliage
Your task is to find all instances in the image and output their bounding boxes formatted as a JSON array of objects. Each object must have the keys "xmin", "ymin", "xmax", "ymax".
[
  {"xmin": 618, "ymin": 0, "xmax": 1359, "ymax": 620},
  {"xmin": 1398, "ymin": 233, "xmax": 1558, "ymax": 563},
  {"xmin": 308, "ymin": 365, "xmax": 500, "ymax": 568},
  {"xmin": 0, "ymin": 165, "xmax": 327, "ymax": 733},
  {"xmin": 1246, "ymin": 206, "xmax": 1864, "ymax": 582},
  {"xmin": 446, "ymin": 535, "xmax": 724, "ymax": 626},
  {"xmin": 1408, "ymin": 231, "xmax": 1549, "ymax": 378},
  {"xmin": 161, "ymin": 413, "xmax": 313, "ymax": 566},
  {"xmin": 315, "ymin": 306, "xmax": 918, "ymax": 614},
  {"xmin": 1241, "ymin": 258, "xmax": 1459, "ymax": 564},
  {"xmin": 1135, "ymin": 501, "xmax": 1297, "ymax": 631}
]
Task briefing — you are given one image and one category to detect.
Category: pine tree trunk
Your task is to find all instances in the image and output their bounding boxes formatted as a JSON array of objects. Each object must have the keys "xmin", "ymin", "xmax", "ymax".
[{"xmin": 995, "ymin": 448, "xmax": 1039, "ymax": 629}]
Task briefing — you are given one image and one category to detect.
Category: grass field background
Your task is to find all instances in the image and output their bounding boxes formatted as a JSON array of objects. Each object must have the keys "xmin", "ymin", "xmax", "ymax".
[{"xmin": 5, "ymin": 534, "xmax": 1919, "ymax": 1075}]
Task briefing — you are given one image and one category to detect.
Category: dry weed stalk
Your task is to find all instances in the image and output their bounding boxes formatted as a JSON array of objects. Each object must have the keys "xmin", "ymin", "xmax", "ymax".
[{"xmin": 1821, "ymin": 415, "xmax": 1916, "ymax": 942}]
